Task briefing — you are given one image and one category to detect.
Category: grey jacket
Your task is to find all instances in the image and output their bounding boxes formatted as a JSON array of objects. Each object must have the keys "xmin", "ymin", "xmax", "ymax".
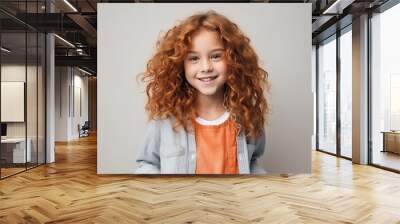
[{"xmin": 135, "ymin": 118, "xmax": 266, "ymax": 174}]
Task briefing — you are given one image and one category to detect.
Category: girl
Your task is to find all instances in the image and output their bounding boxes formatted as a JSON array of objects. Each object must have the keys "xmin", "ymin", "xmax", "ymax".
[{"xmin": 136, "ymin": 10, "xmax": 269, "ymax": 174}]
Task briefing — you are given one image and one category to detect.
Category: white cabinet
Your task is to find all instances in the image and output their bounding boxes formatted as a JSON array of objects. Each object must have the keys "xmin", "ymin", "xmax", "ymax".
[{"xmin": 1, "ymin": 138, "xmax": 32, "ymax": 163}]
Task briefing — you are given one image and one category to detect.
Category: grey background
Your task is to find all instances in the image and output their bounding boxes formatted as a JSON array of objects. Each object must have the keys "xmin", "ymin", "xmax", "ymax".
[{"xmin": 97, "ymin": 3, "xmax": 313, "ymax": 174}]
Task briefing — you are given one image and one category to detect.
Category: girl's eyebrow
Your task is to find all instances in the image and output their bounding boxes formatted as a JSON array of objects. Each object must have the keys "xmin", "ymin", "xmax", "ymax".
[{"xmin": 187, "ymin": 48, "xmax": 225, "ymax": 54}]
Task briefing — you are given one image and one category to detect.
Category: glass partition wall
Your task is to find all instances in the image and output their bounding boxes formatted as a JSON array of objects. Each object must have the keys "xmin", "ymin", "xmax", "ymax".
[
  {"xmin": 370, "ymin": 3, "xmax": 400, "ymax": 172},
  {"xmin": 317, "ymin": 35, "xmax": 337, "ymax": 155},
  {"xmin": 339, "ymin": 27, "xmax": 352, "ymax": 159},
  {"xmin": 0, "ymin": 31, "xmax": 27, "ymax": 177},
  {"xmin": 316, "ymin": 0, "xmax": 400, "ymax": 172},
  {"xmin": 316, "ymin": 26, "xmax": 353, "ymax": 159},
  {"xmin": 0, "ymin": 1, "xmax": 46, "ymax": 179}
]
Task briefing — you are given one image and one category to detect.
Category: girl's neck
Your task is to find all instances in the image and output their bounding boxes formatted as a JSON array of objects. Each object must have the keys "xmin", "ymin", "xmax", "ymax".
[{"xmin": 196, "ymin": 91, "xmax": 226, "ymax": 120}]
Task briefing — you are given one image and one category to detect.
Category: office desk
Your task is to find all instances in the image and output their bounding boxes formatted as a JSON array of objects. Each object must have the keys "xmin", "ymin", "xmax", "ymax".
[
  {"xmin": 382, "ymin": 131, "xmax": 400, "ymax": 154},
  {"xmin": 1, "ymin": 138, "xmax": 31, "ymax": 163}
]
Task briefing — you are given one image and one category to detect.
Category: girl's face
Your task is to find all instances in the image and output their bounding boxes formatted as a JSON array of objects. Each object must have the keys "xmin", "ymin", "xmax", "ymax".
[{"xmin": 184, "ymin": 29, "xmax": 227, "ymax": 98}]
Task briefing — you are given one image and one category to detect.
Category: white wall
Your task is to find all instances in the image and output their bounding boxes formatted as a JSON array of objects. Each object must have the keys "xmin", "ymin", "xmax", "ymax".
[
  {"xmin": 98, "ymin": 3, "xmax": 313, "ymax": 174},
  {"xmin": 55, "ymin": 67, "xmax": 69, "ymax": 141},
  {"xmin": 55, "ymin": 67, "xmax": 89, "ymax": 141}
]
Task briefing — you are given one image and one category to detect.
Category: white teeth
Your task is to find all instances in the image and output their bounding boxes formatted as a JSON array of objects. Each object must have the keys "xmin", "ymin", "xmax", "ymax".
[{"xmin": 199, "ymin": 76, "xmax": 217, "ymax": 82}]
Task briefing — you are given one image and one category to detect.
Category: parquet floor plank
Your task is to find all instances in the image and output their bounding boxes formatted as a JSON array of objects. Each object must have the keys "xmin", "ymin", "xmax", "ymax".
[{"xmin": 0, "ymin": 134, "xmax": 399, "ymax": 223}]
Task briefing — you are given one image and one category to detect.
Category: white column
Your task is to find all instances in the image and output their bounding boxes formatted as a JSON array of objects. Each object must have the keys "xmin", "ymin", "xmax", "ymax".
[
  {"xmin": 55, "ymin": 67, "xmax": 73, "ymax": 141},
  {"xmin": 46, "ymin": 32, "xmax": 55, "ymax": 163},
  {"xmin": 45, "ymin": 0, "xmax": 55, "ymax": 163}
]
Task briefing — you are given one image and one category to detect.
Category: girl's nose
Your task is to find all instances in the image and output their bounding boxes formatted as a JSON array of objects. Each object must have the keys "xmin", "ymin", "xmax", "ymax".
[{"xmin": 200, "ymin": 59, "xmax": 213, "ymax": 73}]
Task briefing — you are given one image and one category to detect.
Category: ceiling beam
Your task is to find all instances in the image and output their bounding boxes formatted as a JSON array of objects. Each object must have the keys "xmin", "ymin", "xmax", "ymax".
[
  {"xmin": 67, "ymin": 13, "xmax": 97, "ymax": 40},
  {"xmin": 55, "ymin": 55, "xmax": 96, "ymax": 69}
]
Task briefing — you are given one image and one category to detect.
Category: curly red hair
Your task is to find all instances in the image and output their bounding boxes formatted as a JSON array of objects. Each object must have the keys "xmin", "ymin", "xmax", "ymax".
[{"xmin": 140, "ymin": 10, "xmax": 269, "ymax": 139}]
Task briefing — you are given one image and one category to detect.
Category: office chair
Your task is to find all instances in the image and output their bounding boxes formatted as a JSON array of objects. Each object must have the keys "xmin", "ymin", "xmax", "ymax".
[{"xmin": 79, "ymin": 121, "xmax": 90, "ymax": 138}]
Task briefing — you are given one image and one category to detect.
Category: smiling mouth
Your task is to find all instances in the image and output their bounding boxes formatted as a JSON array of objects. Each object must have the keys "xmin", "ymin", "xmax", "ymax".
[{"xmin": 198, "ymin": 76, "xmax": 218, "ymax": 82}]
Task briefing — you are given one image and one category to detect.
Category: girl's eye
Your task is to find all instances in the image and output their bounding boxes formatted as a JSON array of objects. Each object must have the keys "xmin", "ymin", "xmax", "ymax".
[
  {"xmin": 210, "ymin": 54, "xmax": 222, "ymax": 61},
  {"xmin": 186, "ymin": 56, "xmax": 199, "ymax": 62}
]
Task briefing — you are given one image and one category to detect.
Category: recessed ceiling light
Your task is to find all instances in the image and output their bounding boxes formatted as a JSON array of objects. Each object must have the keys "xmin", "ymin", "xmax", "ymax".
[
  {"xmin": 54, "ymin": 34, "xmax": 75, "ymax": 48},
  {"xmin": 322, "ymin": 0, "xmax": 354, "ymax": 15},
  {"xmin": 78, "ymin": 67, "xmax": 93, "ymax": 76},
  {"xmin": 1, "ymin": 47, "xmax": 11, "ymax": 53},
  {"xmin": 63, "ymin": 0, "xmax": 78, "ymax": 12}
]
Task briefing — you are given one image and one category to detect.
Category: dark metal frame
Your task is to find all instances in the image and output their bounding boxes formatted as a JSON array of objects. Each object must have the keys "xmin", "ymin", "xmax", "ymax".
[
  {"xmin": 367, "ymin": 10, "xmax": 373, "ymax": 166},
  {"xmin": 336, "ymin": 27, "xmax": 341, "ymax": 158},
  {"xmin": 316, "ymin": 44, "xmax": 319, "ymax": 151},
  {"xmin": 44, "ymin": 0, "xmax": 47, "ymax": 165},
  {"xmin": 0, "ymin": 26, "xmax": 2, "ymax": 179},
  {"xmin": 25, "ymin": 3, "xmax": 28, "ymax": 170}
]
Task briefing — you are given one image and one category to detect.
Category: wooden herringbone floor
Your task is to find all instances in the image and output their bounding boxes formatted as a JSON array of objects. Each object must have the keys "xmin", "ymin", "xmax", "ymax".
[{"xmin": 1, "ymin": 134, "xmax": 400, "ymax": 224}]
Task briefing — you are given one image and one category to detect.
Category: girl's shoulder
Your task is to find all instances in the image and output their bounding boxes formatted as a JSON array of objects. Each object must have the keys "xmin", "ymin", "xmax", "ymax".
[
  {"xmin": 147, "ymin": 117, "xmax": 184, "ymax": 134},
  {"xmin": 147, "ymin": 117, "xmax": 173, "ymax": 128},
  {"xmin": 144, "ymin": 118, "xmax": 175, "ymax": 141},
  {"xmin": 146, "ymin": 117, "xmax": 189, "ymax": 143},
  {"xmin": 245, "ymin": 129, "xmax": 266, "ymax": 144}
]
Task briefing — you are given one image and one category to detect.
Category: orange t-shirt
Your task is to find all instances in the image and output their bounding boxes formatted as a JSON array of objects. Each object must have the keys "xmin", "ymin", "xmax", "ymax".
[{"xmin": 194, "ymin": 114, "xmax": 239, "ymax": 174}]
